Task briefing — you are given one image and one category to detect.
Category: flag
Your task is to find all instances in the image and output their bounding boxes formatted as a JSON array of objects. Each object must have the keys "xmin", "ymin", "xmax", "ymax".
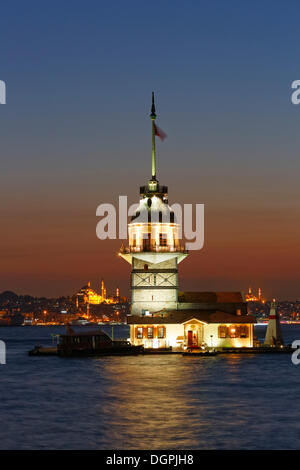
[{"xmin": 154, "ymin": 123, "xmax": 167, "ymax": 141}]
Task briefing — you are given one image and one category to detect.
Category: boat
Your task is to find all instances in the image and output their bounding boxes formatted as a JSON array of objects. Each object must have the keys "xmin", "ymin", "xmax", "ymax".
[
  {"xmin": 29, "ymin": 346, "xmax": 57, "ymax": 356},
  {"xmin": 57, "ymin": 327, "xmax": 143, "ymax": 357},
  {"xmin": 70, "ymin": 319, "xmax": 94, "ymax": 326}
]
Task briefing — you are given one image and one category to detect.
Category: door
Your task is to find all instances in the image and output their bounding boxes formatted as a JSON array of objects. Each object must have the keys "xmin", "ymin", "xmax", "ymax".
[
  {"xmin": 188, "ymin": 330, "xmax": 198, "ymax": 348},
  {"xmin": 143, "ymin": 233, "xmax": 151, "ymax": 251}
]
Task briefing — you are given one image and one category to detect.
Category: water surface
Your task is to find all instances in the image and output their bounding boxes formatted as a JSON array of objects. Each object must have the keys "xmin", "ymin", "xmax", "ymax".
[{"xmin": 0, "ymin": 324, "xmax": 299, "ymax": 449}]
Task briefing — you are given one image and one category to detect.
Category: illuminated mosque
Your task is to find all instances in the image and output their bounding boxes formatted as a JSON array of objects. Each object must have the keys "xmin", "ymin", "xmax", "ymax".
[
  {"xmin": 120, "ymin": 94, "xmax": 256, "ymax": 350},
  {"xmin": 245, "ymin": 287, "xmax": 265, "ymax": 303},
  {"xmin": 75, "ymin": 279, "xmax": 120, "ymax": 306}
]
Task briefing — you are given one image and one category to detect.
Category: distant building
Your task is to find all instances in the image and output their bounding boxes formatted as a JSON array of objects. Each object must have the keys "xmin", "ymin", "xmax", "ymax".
[
  {"xmin": 245, "ymin": 287, "xmax": 265, "ymax": 303},
  {"xmin": 75, "ymin": 280, "xmax": 125, "ymax": 306}
]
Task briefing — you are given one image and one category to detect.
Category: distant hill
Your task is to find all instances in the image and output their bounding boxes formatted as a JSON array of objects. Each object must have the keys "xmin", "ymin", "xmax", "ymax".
[{"xmin": 0, "ymin": 291, "xmax": 19, "ymax": 302}]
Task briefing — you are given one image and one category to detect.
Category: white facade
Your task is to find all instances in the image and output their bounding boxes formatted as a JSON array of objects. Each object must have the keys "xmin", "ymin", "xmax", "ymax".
[{"xmin": 130, "ymin": 319, "xmax": 254, "ymax": 350}]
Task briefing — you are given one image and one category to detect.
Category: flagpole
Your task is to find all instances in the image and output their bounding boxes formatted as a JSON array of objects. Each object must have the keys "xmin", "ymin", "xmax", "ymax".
[{"xmin": 150, "ymin": 92, "xmax": 156, "ymax": 179}]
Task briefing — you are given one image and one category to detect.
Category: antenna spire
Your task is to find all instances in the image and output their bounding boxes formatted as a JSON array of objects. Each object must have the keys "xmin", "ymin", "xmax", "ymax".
[
  {"xmin": 150, "ymin": 92, "xmax": 157, "ymax": 179},
  {"xmin": 150, "ymin": 91, "xmax": 156, "ymax": 119}
]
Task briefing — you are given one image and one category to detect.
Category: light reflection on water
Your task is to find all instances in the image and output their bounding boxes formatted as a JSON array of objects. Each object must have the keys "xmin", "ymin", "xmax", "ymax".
[
  {"xmin": 94, "ymin": 356, "xmax": 202, "ymax": 449},
  {"xmin": 0, "ymin": 325, "xmax": 300, "ymax": 449}
]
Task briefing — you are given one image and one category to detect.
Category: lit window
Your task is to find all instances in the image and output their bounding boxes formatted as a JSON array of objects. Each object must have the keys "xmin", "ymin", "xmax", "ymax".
[
  {"xmin": 159, "ymin": 233, "xmax": 168, "ymax": 246},
  {"xmin": 229, "ymin": 326, "xmax": 238, "ymax": 338},
  {"xmin": 240, "ymin": 325, "xmax": 249, "ymax": 338},
  {"xmin": 218, "ymin": 325, "xmax": 227, "ymax": 338},
  {"xmin": 158, "ymin": 326, "xmax": 165, "ymax": 338},
  {"xmin": 136, "ymin": 327, "xmax": 143, "ymax": 339},
  {"xmin": 147, "ymin": 327, "xmax": 154, "ymax": 339}
]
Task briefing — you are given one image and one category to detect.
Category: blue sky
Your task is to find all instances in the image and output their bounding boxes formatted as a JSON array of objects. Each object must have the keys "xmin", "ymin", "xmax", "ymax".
[{"xmin": 1, "ymin": 1, "xmax": 300, "ymax": 298}]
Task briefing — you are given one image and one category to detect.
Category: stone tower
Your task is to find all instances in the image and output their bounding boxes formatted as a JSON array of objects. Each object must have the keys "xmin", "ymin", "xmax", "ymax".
[{"xmin": 119, "ymin": 93, "xmax": 188, "ymax": 315}]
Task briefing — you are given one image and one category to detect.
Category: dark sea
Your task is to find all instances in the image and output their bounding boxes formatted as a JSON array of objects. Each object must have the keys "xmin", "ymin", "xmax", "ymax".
[{"xmin": 0, "ymin": 324, "xmax": 300, "ymax": 450}]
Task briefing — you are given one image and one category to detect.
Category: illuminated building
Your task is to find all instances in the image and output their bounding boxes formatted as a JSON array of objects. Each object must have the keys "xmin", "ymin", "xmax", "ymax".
[
  {"xmin": 75, "ymin": 280, "xmax": 120, "ymax": 305},
  {"xmin": 120, "ymin": 94, "xmax": 256, "ymax": 349},
  {"xmin": 245, "ymin": 286, "xmax": 265, "ymax": 303},
  {"xmin": 119, "ymin": 93, "xmax": 188, "ymax": 315}
]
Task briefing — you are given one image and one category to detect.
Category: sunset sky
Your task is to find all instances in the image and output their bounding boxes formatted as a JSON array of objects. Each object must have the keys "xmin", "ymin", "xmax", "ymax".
[{"xmin": 1, "ymin": 1, "xmax": 300, "ymax": 299}]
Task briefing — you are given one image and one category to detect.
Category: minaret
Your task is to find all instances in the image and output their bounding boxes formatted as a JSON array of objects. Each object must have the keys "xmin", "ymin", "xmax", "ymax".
[
  {"xmin": 119, "ymin": 93, "xmax": 188, "ymax": 315},
  {"xmin": 264, "ymin": 300, "xmax": 284, "ymax": 346},
  {"xmin": 258, "ymin": 287, "xmax": 262, "ymax": 301}
]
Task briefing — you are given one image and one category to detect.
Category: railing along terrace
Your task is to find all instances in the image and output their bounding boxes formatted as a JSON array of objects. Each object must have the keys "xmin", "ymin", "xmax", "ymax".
[{"xmin": 120, "ymin": 244, "xmax": 187, "ymax": 254}]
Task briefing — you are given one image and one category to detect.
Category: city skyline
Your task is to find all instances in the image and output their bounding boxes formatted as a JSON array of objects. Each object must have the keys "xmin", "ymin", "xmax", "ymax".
[{"xmin": 1, "ymin": 2, "xmax": 300, "ymax": 299}]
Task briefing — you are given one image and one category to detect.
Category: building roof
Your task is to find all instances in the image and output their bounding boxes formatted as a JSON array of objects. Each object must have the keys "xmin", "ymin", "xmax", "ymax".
[
  {"xmin": 61, "ymin": 327, "xmax": 111, "ymax": 338},
  {"xmin": 178, "ymin": 291, "xmax": 245, "ymax": 303},
  {"xmin": 127, "ymin": 310, "xmax": 256, "ymax": 325},
  {"xmin": 130, "ymin": 190, "xmax": 176, "ymax": 223}
]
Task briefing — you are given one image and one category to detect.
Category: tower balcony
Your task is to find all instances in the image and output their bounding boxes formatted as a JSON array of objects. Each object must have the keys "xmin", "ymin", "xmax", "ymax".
[{"xmin": 119, "ymin": 243, "xmax": 188, "ymax": 254}]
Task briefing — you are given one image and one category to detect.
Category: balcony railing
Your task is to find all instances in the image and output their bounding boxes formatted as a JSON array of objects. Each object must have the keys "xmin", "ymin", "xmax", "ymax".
[{"xmin": 119, "ymin": 244, "xmax": 188, "ymax": 254}]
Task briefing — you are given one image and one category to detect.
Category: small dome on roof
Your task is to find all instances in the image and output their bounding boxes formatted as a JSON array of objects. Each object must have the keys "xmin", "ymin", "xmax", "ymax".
[{"xmin": 131, "ymin": 195, "xmax": 176, "ymax": 223}]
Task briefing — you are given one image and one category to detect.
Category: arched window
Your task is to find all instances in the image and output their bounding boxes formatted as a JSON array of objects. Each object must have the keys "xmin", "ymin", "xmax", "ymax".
[
  {"xmin": 158, "ymin": 326, "xmax": 165, "ymax": 338},
  {"xmin": 147, "ymin": 327, "xmax": 154, "ymax": 339},
  {"xmin": 136, "ymin": 327, "xmax": 143, "ymax": 339}
]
